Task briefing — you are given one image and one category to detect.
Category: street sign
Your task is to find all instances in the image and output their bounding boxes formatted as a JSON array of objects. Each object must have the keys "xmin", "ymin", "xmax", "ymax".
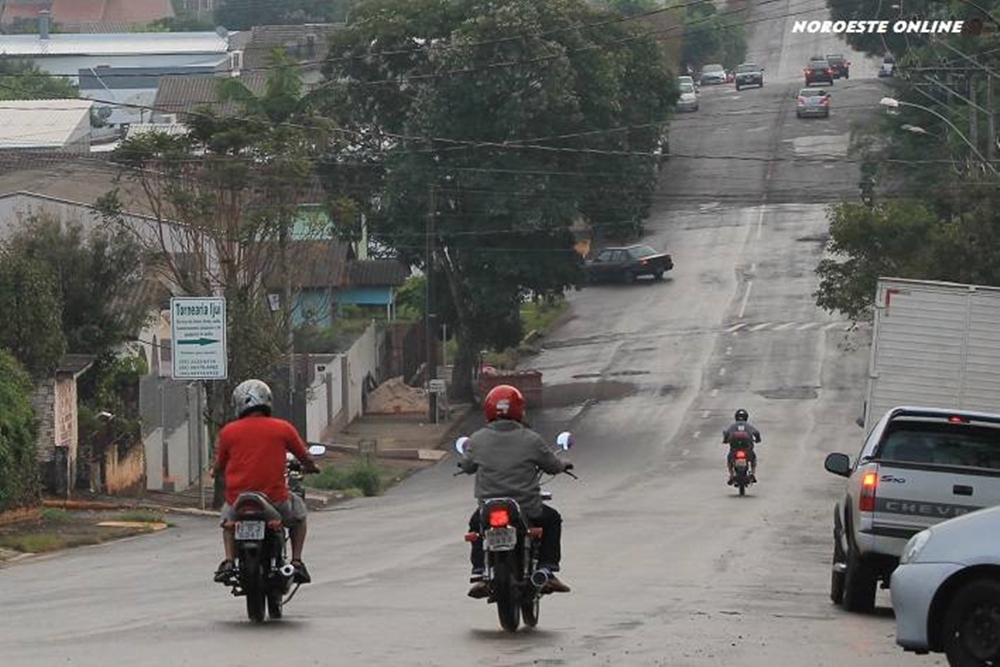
[
  {"xmin": 428, "ymin": 379, "xmax": 446, "ymax": 393},
  {"xmin": 170, "ymin": 297, "xmax": 227, "ymax": 380}
]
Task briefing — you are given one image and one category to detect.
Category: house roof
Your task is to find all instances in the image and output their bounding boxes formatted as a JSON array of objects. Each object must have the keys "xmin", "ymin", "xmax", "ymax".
[
  {"xmin": 242, "ymin": 23, "xmax": 342, "ymax": 71},
  {"xmin": 0, "ymin": 99, "xmax": 92, "ymax": 149},
  {"xmin": 0, "ymin": 31, "xmax": 230, "ymax": 57},
  {"xmin": 348, "ymin": 259, "xmax": 409, "ymax": 288},
  {"xmin": 263, "ymin": 240, "xmax": 351, "ymax": 290},
  {"xmin": 1, "ymin": 0, "xmax": 174, "ymax": 26},
  {"xmin": 57, "ymin": 353, "xmax": 95, "ymax": 376},
  {"xmin": 154, "ymin": 73, "xmax": 267, "ymax": 117}
]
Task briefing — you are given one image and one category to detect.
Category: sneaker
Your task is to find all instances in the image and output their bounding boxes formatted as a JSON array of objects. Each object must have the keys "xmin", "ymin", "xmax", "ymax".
[
  {"xmin": 543, "ymin": 575, "xmax": 571, "ymax": 594},
  {"xmin": 214, "ymin": 559, "xmax": 236, "ymax": 584},
  {"xmin": 467, "ymin": 581, "xmax": 489, "ymax": 598},
  {"xmin": 727, "ymin": 475, "xmax": 735, "ymax": 486},
  {"xmin": 749, "ymin": 473, "xmax": 758, "ymax": 483},
  {"xmin": 291, "ymin": 560, "xmax": 311, "ymax": 584}
]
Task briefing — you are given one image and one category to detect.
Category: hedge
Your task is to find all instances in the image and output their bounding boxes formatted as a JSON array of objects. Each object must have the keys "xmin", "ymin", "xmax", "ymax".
[{"xmin": 0, "ymin": 349, "xmax": 39, "ymax": 512}]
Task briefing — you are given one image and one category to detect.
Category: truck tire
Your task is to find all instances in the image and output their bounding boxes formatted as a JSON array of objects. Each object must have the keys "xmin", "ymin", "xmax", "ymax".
[
  {"xmin": 830, "ymin": 537, "xmax": 846, "ymax": 605},
  {"xmin": 843, "ymin": 544, "xmax": 877, "ymax": 613},
  {"xmin": 942, "ymin": 578, "xmax": 1000, "ymax": 667}
]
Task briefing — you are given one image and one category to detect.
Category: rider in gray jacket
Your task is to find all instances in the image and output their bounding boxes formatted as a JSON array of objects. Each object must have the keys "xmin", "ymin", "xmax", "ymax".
[
  {"xmin": 723, "ymin": 408, "xmax": 761, "ymax": 484},
  {"xmin": 459, "ymin": 384, "xmax": 571, "ymax": 598}
]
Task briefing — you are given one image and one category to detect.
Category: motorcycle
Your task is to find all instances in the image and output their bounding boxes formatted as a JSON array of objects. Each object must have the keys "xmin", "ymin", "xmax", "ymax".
[
  {"xmin": 727, "ymin": 439, "xmax": 756, "ymax": 496},
  {"xmin": 455, "ymin": 431, "xmax": 575, "ymax": 632},
  {"xmin": 223, "ymin": 444, "xmax": 326, "ymax": 622}
]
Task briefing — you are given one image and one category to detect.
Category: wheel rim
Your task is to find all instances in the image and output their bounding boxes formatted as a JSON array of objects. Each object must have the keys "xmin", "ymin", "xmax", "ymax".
[{"xmin": 960, "ymin": 603, "xmax": 1000, "ymax": 661}]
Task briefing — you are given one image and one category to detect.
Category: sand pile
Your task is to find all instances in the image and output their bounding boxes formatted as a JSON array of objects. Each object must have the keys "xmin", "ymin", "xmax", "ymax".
[{"xmin": 366, "ymin": 376, "xmax": 429, "ymax": 415}]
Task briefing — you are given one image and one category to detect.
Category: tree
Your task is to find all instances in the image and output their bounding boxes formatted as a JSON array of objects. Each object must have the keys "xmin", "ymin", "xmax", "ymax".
[
  {"xmin": 0, "ymin": 252, "xmax": 65, "ymax": 376},
  {"xmin": 0, "ymin": 349, "xmax": 39, "ymax": 513},
  {"xmin": 322, "ymin": 0, "xmax": 676, "ymax": 399},
  {"xmin": 98, "ymin": 62, "xmax": 333, "ymax": 504},
  {"xmin": 0, "ymin": 60, "xmax": 76, "ymax": 100},
  {"xmin": 602, "ymin": 0, "xmax": 657, "ymax": 15},
  {"xmin": 4, "ymin": 215, "xmax": 150, "ymax": 361},
  {"xmin": 214, "ymin": 0, "xmax": 352, "ymax": 30},
  {"xmin": 680, "ymin": 1, "xmax": 747, "ymax": 70}
]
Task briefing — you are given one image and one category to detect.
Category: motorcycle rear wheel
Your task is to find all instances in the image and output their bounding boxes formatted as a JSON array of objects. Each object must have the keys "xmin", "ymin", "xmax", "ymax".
[
  {"xmin": 521, "ymin": 591, "xmax": 540, "ymax": 628},
  {"xmin": 493, "ymin": 560, "xmax": 521, "ymax": 632},
  {"xmin": 738, "ymin": 481, "xmax": 746, "ymax": 496},
  {"xmin": 267, "ymin": 591, "xmax": 283, "ymax": 620},
  {"xmin": 242, "ymin": 553, "xmax": 266, "ymax": 622}
]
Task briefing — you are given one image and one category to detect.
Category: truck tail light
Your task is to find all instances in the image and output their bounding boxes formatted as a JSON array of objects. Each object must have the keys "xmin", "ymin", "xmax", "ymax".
[{"xmin": 859, "ymin": 472, "xmax": 878, "ymax": 512}]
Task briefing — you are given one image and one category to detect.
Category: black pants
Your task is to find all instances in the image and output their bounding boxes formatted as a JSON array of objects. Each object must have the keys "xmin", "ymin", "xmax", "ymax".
[
  {"xmin": 727, "ymin": 443, "xmax": 757, "ymax": 468},
  {"xmin": 469, "ymin": 504, "xmax": 562, "ymax": 572}
]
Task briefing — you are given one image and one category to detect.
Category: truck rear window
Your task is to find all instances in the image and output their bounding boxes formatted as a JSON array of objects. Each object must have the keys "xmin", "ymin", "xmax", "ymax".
[{"xmin": 877, "ymin": 422, "xmax": 1000, "ymax": 470}]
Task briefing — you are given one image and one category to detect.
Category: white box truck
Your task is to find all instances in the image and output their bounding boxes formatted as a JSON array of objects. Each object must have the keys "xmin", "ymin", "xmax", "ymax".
[{"xmin": 862, "ymin": 277, "xmax": 1000, "ymax": 429}]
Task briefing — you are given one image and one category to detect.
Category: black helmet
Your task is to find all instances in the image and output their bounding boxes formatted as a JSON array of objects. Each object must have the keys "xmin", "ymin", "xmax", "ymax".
[{"xmin": 734, "ymin": 408, "xmax": 749, "ymax": 422}]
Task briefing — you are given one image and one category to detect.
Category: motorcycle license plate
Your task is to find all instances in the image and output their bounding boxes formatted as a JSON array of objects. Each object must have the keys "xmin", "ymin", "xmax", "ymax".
[
  {"xmin": 235, "ymin": 520, "xmax": 265, "ymax": 541},
  {"xmin": 483, "ymin": 527, "xmax": 517, "ymax": 551},
  {"xmin": 734, "ymin": 458, "xmax": 748, "ymax": 469}
]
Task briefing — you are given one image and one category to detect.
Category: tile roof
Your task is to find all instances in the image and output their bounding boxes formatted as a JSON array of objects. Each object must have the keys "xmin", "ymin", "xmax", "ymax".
[
  {"xmin": 348, "ymin": 259, "xmax": 409, "ymax": 287},
  {"xmin": 1, "ymin": 0, "xmax": 174, "ymax": 25},
  {"xmin": 0, "ymin": 99, "xmax": 92, "ymax": 149},
  {"xmin": 57, "ymin": 353, "xmax": 95, "ymax": 376},
  {"xmin": 154, "ymin": 73, "xmax": 267, "ymax": 117},
  {"xmin": 262, "ymin": 240, "xmax": 351, "ymax": 290},
  {"xmin": 242, "ymin": 23, "xmax": 342, "ymax": 71},
  {"xmin": 0, "ymin": 31, "xmax": 230, "ymax": 56}
]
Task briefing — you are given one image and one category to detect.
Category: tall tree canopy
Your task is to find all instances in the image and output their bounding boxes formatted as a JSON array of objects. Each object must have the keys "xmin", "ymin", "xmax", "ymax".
[
  {"xmin": 322, "ymin": 0, "xmax": 676, "ymax": 398},
  {"xmin": 0, "ymin": 60, "xmax": 76, "ymax": 100},
  {"xmin": 215, "ymin": 0, "xmax": 352, "ymax": 29}
]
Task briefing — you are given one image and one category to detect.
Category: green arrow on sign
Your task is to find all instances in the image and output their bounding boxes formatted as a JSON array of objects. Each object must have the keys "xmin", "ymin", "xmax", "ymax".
[{"xmin": 178, "ymin": 338, "xmax": 220, "ymax": 346}]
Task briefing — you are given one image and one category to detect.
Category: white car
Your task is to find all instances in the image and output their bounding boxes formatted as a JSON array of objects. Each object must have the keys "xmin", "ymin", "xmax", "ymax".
[
  {"xmin": 892, "ymin": 504, "xmax": 1000, "ymax": 665},
  {"xmin": 676, "ymin": 81, "xmax": 698, "ymax": 111},
  {"xmin": 699, "ymin": 63, "xmax": 727, "ymax": 85}
]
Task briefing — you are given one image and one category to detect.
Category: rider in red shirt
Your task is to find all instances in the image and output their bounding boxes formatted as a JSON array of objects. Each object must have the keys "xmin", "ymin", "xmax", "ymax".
[{"xmin": 213, "ymin": 379, "xmax": 319, "ymax": 584}]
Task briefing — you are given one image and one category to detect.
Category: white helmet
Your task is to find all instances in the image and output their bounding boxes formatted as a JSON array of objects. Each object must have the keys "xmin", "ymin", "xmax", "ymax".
[{"xmin": 232, "ymin": 379, "xmax": 272, "ymax": 418}]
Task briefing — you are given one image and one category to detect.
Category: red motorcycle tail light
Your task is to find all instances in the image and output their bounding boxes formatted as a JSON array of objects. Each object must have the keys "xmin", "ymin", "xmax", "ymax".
[
  {"xmin": 735, "ymin": 450, "xmax": 747, "ymax": 459},
  {"xmin": 489, "ymin": 509, "xmax": 510, "ymax": 527}
]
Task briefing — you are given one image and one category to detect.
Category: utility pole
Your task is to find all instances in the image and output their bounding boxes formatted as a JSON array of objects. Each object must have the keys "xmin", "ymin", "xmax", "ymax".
[
  {"xmin": 970, "ymin": 73, "xmax": 980, "ymax": 154},
  {"xmin": 988, "ymin": 73, "xmax": 996, "ymax": 166},
  {"xmin": 425, "ymin": 183, "xmax": 438, "ymax": 424}
]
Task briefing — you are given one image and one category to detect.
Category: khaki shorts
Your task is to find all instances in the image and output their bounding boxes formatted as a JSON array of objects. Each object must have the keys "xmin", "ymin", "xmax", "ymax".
[{"xmin": 219, "ymin": 494, "xmax": 307, "ymax": 527}]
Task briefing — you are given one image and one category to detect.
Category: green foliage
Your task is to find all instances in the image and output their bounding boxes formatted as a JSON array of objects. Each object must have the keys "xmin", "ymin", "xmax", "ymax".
[
  {"xmin": 4, "ymin": 215, "xmax": 152, "ymax": 359},
  {"xmin": 602, "ymin": 0, "xmax": 657, "ymax": 15},
  {"xmin": 146, "ymin": 15, "xmax": 216, "ymax": 31},
  {"xmin": 0, "ymin": 253, "xmax": 65, "ymax": 375},
  {"xmin": 214, "ymin": 0, "xmax": 352, "ymax": 30},
  {"xmin": 0, "ymin": 349, "xmax": 39, "ymax": 512},
  {"xmin": 681, "ymin": 1, "xmax": 747, "ymax": 70},
  {"xmin": 0, "ymin": 59, "xmax": 76, "ymax": 100},
  {"xmin": 323, "ymin": 0, "xmax": 675, "ymax": 397},
  {"xmin": 311, "ymin": 461, "xmax": 382, "ymax": 496},
  {"xmin": 814, "ymin": 200, "xmax": 940, "ymax": 320},
  {"xmin": 394, "ymin": 275, "xmax": 425, "ymax": 320}
]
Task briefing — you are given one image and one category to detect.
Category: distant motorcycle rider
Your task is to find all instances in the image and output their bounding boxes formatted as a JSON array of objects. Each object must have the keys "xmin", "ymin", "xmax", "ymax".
[
  {"xmin": 723, "ymin": 408, "xmax": 761, "ymax": 484},
  {"xmin": 458, "ymin": 384, "xmax": 572, "ymax": 598}
]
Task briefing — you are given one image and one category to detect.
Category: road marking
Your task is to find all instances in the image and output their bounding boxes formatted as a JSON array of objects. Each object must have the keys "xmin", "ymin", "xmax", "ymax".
[
  {"xmin": 682, "ymin": 448, "xmax": 690, "ymax": 456},
  {"xmin": 797, "ymin": 322, "xmax": 819, "ymax": 330},
  {"xmin": 701, "ymin": 410, "xmax": 711, "ymax": 419},
  {"xmin": 756, "ymin": 205, "xmax": 765, "ymax": 239},
  {"xmin": 718, "ymin": 368, "xmax": 726, "ymax": 376},
  {"xmin": 738, "ymin": 280, "xmax": 753, "ymax": 319},
  {"xmin": 773, "ymin": 322, "xmax": 796, "ymax": 331},
  {"xmin": 726, "ymin": 322, "xmax": 747, "ymax": 333},
  {"xmin": 823, "ymin": 322, "xmax": 843, "ymax": 330},
  {"xmin": 692, "ymin": 431, "xmax": 701, "ymax": 439},
  {"xmin": 711, "ymin": 388, "xmax": 719, "ymax": 397},
  {"xmin": 725, "ymin": 346, "xmax": 733, "ymax": 355},
  {"xmin": 749, "ymin": 322, "xmax": 772, "ymax": 332},
  {"xmin": 750, "ymin": 262, "xmax": 757, "ymax": 273}
]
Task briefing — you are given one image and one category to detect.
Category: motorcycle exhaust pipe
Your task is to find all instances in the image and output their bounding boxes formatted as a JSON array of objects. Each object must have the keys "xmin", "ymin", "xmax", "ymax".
[
  {"xmin": 530, "ymin": 570, "xmax": 550, "ymax": 589},
  {"xmin": 279, "ymin": 564, "xmax": 296, "ymax": 578}
]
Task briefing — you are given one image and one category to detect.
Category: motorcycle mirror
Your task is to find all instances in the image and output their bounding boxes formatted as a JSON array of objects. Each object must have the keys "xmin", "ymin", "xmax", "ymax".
[
  {"xmin": 556, "ymin": 431, "xmax": 574, "ymax": 451},
  {"xmin": 286, "ymin": 452, "xmax": 295, "ymax": 462},
  {"xmin": 455, "ymin": 436, "xmax": 470, "ymax": 456},
  {"xmin": 307, "ymin": 444, "xmax": 328, "ymax": 457}
]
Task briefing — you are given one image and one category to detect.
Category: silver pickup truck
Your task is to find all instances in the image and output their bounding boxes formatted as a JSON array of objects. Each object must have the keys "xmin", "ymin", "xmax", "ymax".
[{"xmin": 825, "ymin": 406, "xmax": 1000, "ymax": 613}]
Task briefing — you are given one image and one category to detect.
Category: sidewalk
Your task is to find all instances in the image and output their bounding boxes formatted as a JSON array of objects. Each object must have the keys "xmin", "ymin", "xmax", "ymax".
[{"xmin": 327, "ymin": 405, "xmax": 475, "ymax": 460}]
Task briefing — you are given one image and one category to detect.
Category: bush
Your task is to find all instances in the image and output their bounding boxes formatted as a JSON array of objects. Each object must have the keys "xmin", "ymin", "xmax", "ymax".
[
  {"xmin": 310, "ymin": 461, "xmax": 383, "ymax": 496},
  {"xmin": 0, "ymin": 349, "xmax": 39, "ymax": 513}
]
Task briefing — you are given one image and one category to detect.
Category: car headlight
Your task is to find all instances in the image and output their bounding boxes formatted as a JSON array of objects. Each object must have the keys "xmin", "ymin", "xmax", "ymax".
[{"xmin": 900, "ymin": 530, "xmax": 932, "ymax": 564}]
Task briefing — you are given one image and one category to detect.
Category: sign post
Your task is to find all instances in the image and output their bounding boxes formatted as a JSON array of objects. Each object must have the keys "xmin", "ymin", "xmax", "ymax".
[{"xmin": 170, "ymin": 297, "xmax": 227, "ymax": 509}]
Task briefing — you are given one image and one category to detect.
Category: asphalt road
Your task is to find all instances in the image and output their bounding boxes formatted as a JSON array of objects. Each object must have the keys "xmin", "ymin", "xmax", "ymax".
[{"xmin": 1, "ymin": 3, "xmax": 947, "ymax": 666}]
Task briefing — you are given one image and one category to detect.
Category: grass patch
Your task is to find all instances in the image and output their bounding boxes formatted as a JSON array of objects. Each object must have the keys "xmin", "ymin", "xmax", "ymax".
[
  {"xmin": 311, "ymin": 461, "xmax": 384, "ymax": 496},
  {"xmin": 41, "ymin": 507, "xmax": 70, "ymax": 523},
  {"xmin": 520, "ymin": 299, "xmax": 568, "ymax": 336},
  {"xmin": 114, "ymin": 510, "xmax": 165, "ymax": 524},
  {"xmin": 0, "ymin": 533, "xmax": 71, "ymax": 553}
]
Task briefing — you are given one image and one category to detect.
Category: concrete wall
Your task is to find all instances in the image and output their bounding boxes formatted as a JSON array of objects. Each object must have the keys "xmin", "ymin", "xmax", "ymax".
[{"xmin": 139, "ymin": 374, "xmax": 206, "ymax": 492}]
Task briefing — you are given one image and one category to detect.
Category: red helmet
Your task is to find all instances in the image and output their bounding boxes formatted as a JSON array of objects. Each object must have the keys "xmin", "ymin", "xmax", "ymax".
[{"xmin": 484, "ymin": 385, "xmax": 525, "ymax": 423}]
